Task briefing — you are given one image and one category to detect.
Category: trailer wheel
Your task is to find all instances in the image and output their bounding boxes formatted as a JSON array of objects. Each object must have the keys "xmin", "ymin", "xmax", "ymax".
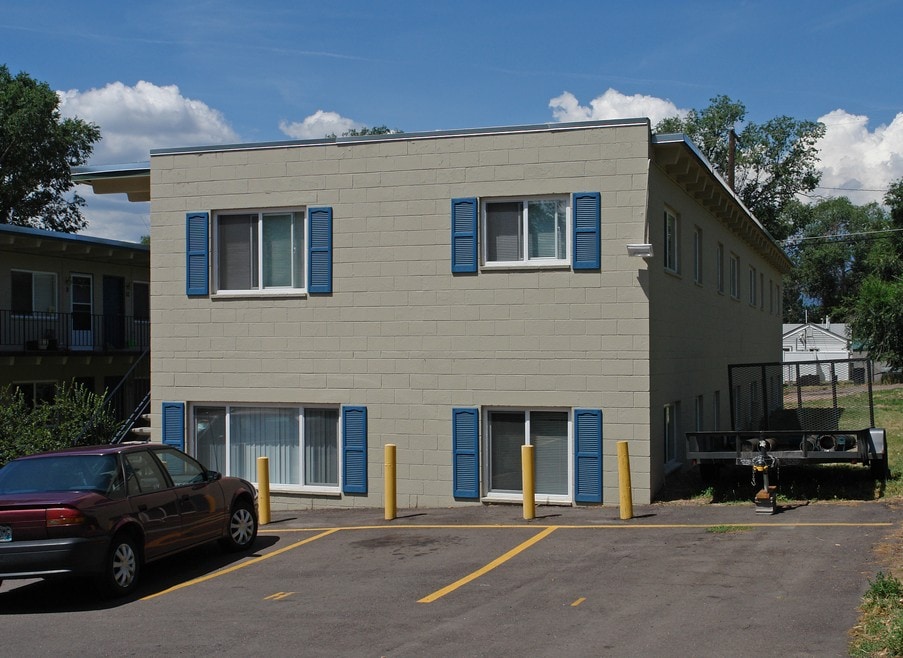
[
  {"xmin": 699, "ymin": 463, "xmax": 721, "ymax": 485},
  {"xmin": 870, "ymin": 457, "xmax": 889, "ymax": 481}
]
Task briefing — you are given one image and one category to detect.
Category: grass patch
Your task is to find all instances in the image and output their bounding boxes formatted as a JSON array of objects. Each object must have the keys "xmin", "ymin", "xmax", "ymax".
[
  {"xmin": 706, "ymin": 525, "xmax": 751, "ymax": 534},
  {"xmin": 849, "ymin": 572, "xmax": 903, "ymax": 657}
]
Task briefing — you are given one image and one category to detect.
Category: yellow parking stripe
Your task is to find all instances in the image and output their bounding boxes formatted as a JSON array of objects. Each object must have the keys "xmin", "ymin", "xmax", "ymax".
[
  {"xmin": 571, "ymin": 597, "xmax": 587, "ymax": 607},
  {"xmin": 141, "ymin": 528, "xmax": 340, "ymax": 601},
  {"xmin": 417, "ymin": 526, "xmax": 557, "ymax": 604}
]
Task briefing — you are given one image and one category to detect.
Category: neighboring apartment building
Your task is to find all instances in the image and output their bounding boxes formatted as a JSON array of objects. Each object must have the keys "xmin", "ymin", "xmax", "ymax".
[
  {"xmin": 0, "ymin": 224, "xmax": 150, "ymax": 414},
  {"xmin": 75, "ymin": 119, "xmax": 791, "ymax": 508}
]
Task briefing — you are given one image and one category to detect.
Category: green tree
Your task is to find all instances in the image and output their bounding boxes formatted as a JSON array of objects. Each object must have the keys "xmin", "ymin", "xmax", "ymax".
[
  {"xmin": 0, "ymin": 65, "xmax": 100, "ymax": 232},
  {"xmin": 781, "ymin": 197, "xmax": 888, "ymax": 322},
  {"xmin": 0, "ymin": 382, "xmax": 119, "ymax": 467},
  {"xmin": 848, "ymin": 178, "xmax": 903, "ymax": 368},
  {"xmin": 656, "ymin": 96, "xmax": 825, "ymax": 240},
  {"xmin": 327, "ymin": 125, "xmax": 402, "ymax": 139}
]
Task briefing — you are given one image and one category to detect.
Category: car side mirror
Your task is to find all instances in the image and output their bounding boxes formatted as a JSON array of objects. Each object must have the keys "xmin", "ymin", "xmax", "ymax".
[{"xmin": 206, "ymin": 470, "xmax": 223, "ymax": 482}]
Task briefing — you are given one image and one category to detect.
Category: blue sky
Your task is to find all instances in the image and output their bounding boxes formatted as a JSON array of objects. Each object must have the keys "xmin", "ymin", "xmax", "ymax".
[{"xmin": 3, "ymin": 0, "xmax": 901, "ymax": 241}]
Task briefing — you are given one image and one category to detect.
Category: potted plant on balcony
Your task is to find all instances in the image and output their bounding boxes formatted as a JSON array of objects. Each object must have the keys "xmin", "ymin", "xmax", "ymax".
[{"xmin": 42, "ymin": 328, "xmax": 58, "ymax": 351}]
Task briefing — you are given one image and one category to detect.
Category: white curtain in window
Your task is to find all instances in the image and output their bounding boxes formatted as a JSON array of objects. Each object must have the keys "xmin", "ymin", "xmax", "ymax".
[
  {"xmin": 230, "ymin": 407, "xmax": 299, "ymax": 484},
  {"xmin": 194, "ymin": 407, "xmax": 226, "ymax": 473},
  {"xmin": 304, "ymin": 408, "xmax": 338, "ymax": 485},
  {"xmin": 531, "ymin": 411, "xmax": 568, "ymax": 495}
]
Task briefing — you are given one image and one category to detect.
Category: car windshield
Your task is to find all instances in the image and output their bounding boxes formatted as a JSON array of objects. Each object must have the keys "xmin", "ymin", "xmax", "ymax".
[{"xmin": 0, "ymin": 454, "xmax": 120, "ymax": 495}]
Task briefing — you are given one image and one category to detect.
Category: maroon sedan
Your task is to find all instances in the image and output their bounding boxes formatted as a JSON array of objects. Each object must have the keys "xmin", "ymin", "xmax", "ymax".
[{"xmin": 0, "ymin": 443, "xmax": 258, "ymax": 596}]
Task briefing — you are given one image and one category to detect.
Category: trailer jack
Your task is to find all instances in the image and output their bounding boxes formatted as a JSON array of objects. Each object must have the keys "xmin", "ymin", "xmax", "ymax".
[{"xmin": 752, "ymin": 439, "xmax": 778, "ymax": 514}]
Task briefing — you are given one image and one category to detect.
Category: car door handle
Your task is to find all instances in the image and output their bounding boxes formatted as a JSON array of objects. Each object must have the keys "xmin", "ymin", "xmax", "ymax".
[
  {"xmin": 138, "ymin": 504, "xmax": 147, "ymax": 512},
  {"xmin": 181, "ymin": 495, "xmax": 190, "ymax": 502}
]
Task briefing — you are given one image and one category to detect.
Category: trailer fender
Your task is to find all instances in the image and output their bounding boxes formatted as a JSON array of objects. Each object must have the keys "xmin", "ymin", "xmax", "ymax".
[{"xmin": 866, "ymin": 428, "xmax": 886, "ymax": 459}]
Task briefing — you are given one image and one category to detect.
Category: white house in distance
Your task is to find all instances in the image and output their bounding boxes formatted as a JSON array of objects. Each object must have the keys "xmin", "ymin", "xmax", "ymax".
[
  {"xmin": 782, "ymin": 322, "xmax": 853, "ymax": 382},
  {"xmin": 75, "ymin": 118, "xmax": 791, "ymax": 509}
]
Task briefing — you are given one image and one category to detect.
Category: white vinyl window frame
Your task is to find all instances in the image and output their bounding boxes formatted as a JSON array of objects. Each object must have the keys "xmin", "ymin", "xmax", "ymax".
[
  {"xmin": 190, "ymin": 403, "xmax": 341, "ymax": 495},
  {"xmin": 481, "ymin": 407, "xmax": 573, "ymax": 505},
  {"xmin": 664, "ymin": 208, "xmax": 680, "ymax": 274},
  {"xmin": 481, "ymin": 196, "xmax": 570, "ymax": 268},
  {"xmin": 213, "ymin": 208, "xmax": 308, "ymax": 296}
]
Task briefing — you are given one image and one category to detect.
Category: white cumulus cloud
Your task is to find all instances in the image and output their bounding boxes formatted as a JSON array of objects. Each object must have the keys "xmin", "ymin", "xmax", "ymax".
[
  {"xmin": 58, "ymin": 81, "xmax": 240, "ymax": 242},
  {"xmin": 58, "ymin": 81, "xmax": 239, "ymax": 164},
  {"xmin": 279, "ymin": 110, "xmax": 360, "ymax": 139},
  {"xmin": 549, "ymin": 89, "xmax": 687, "ymax": 127},
  {"xmin": 814, "ymin": 109, "xmax": 903, "ymax": 205}
]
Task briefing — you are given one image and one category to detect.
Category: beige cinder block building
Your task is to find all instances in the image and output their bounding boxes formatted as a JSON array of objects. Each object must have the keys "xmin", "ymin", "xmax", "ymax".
[{"xmin": 77, "ymin": 119, "xmax": 790, "ymax": 509}]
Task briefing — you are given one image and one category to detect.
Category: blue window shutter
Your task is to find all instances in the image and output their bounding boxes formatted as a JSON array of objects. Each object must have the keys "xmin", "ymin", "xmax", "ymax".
[
  {"xmin": 186, "ymin": 212, "xmax": 209, "ymax": 295},
  {"xmin": 574, "ymin": 408, "xmax": 602, "ymax": 503},
  {"xmin": 451, "ymin": 198, "xmax": 478, "ymax": 273},
  {"xmin": 452, "ymin": 408, "xmax": 480, "ymax": 498},
  {"xmin": 572, "ymin": 192, "xmax": 601, "ymax": 270},
  {"xmin": 161, "ymin": 402, "xmax": 185, "ymax": 451},
  {"xmin": 342, "ymin": 406, "xmax": 367, "ymax": 494},
  {"xmin": 308, "ymin": 207, "xmax": 333, "ymax": 294}
]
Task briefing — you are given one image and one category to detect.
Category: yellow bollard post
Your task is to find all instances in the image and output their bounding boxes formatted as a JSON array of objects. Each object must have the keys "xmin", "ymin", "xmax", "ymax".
[
  {"xmin": 384, "ymin": 443, "xmax": 397, "ymax": 521},
  {"xmin": 256, "ymin": 456, "xmax": 271, "ymax": 526},
  {"xmin": 617, "ymin": 441, "xmax": 633, "ymax": 520},
  {"xmin": 522, "ymin": 444, "xmax": 535, "ymax": 520}
]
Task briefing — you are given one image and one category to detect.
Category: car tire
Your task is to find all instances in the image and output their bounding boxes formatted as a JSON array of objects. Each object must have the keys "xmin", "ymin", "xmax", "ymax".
[
  {"xmin": 220, "ymin": 500, "xmax": 257, "ymax": 552},
  {"xmin": 101, "ymin": 533, "xmax": 141, "ymax": 597}
]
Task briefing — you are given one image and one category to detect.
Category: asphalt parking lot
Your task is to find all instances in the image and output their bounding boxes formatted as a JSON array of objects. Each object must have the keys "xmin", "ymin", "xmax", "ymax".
[{"xmin": 0, "ymin": 500, "xmax": 899, "ymax": 657}]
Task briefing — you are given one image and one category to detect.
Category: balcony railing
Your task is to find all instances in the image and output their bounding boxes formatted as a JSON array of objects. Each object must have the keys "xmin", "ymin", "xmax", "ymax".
[{"xmin": 0, "ymin": 309, "xmax": 149, "ymax": 354}]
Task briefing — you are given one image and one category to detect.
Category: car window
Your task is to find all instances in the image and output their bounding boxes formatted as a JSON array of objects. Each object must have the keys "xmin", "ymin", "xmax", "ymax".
[
  {"xmin": 0, "ymin": 454, "xmax": 119, "ymax": 494},
  {"xmin": 124, "ymin": 451, "xmax": 170, "ymax": 494},
  {"xmin": 152, "ymin": 448, "xmax": 208, "ymax": 486}
]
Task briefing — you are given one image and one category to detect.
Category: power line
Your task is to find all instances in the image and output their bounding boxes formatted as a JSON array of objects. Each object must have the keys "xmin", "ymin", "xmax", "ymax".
[{"xmin": 782, "ymin": 226, "xmax": 903, "ymax": 245}]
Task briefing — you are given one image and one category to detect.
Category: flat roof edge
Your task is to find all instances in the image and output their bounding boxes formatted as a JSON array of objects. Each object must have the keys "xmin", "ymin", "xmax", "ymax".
[
  {"xmin": 149, "ymin": 118, "xmax": 652, "ymax": 156},
  {"xmin": 0, "ymin": 223, "xmax": 148, "ymax": 251}
]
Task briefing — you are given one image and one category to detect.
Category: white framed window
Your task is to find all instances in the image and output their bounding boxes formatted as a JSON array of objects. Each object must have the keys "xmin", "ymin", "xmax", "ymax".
[
  {"xmin": 482, "ymin": 197, "xmax": 569, "ymax": 266},
  {"xmin": 484, "ymin": 408, "xmax": 571, "ymax": 503},
  {"xmin": 748, "ymin": 265, "xmax": 757, "ymax": 306},
  {"xmin": 14, "ymin": 381, "xmax": 56, "ymax": 407},
  {"xmin": 715, "ymin": 242, "xmax": 725, "ymax": 293},
  {"xmin": 729, "ymin": 253, "xmax": 740, "ymax": 299},
  {"xmin": 693, "ymin": 227, "xmax": 703, "ymax": 284},
  {"xmin": 215, "ymin": 209, "xmax": 306, "ymax": 293},
  {"xmin": 664, "ymin": 402, "xmax": 680, "ymax": 465},
  {"xmin": 192, "ymin": 404, "xmax": 339, "ymax": 492},
  {"xmin": 760, "ymin": 273, "xmax": 765, "ymax": 310},
  {"xmin": 664, "ymin": 209, "xmax": 680, "ymax": 273},
  {"xmin": 11, "ymin": 270, "xmax": 57, "ymax": 316}
]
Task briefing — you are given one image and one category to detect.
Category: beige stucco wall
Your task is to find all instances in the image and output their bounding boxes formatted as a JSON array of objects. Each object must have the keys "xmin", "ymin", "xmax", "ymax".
[{"xmin": 149, "ymin": 122, "xmax": 658, "ymax": 508}]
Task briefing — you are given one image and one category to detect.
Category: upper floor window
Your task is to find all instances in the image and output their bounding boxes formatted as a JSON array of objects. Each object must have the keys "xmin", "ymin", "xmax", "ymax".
[
  {"xmin": 216, "ymin": 210, "xmax": 305, "ymax": 292},
  {"xmin": 692, "ymin": 226, "xmax": 703, "ymax": 284},
  {"xmin": 664, "ymin": 209, "xmax": 680, "ymax": 273},
  {"xmin": 748, "ymin": 265, "xmax": 758, "ymax": 306},
  {"xmin": 729, "ymin": 253, "xmax": 740, "ymax": 299},
  {"xmin": 11, "ymin": 270, "xmax": 57, "ymax": 316},
  {"xmin": 715, "ymin": 242, "xmax": 725, "ymax": 293},
  {"xmin": 483, "ymin": 197, "xmax": 568, "ymax": 266}
]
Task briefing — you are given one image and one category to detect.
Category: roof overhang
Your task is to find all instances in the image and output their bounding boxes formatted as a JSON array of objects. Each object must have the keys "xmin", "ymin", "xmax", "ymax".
[
  {"xmin": 652, "ymin": 134, "xmax": 793, "ymax": 274},
  {"xmin": 0, "ymin": 223, "xmax": 148, "ymax": 266},
  {"xmin": 72, "ymin": 163, "xmax": 151, "ymax": 202}
]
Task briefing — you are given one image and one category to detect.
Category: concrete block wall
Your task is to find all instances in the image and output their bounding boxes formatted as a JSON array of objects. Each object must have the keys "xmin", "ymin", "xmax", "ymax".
[{"xmin": 147, "ymin": 121, "xmax": 707, "ymax": 508}]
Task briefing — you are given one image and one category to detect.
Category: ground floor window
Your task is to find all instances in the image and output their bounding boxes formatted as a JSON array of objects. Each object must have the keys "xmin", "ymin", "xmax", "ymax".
[
  {"xmin": 14, "ymin": 381, "xmax": 56, "ymax": 407},
  {"xmin": 664, "ymin": 402, "xmax": 679, "ymax": 465},
  {"xmin": 193, "ymin": 405, "xmax": 339, "ymax": 490},
  {"xmin": 486, "ymin": 409, "xmax": 569, "ymax": 498}
]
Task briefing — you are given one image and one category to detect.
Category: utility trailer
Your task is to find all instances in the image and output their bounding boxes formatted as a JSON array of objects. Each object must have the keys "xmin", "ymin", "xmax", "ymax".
[{"xmin": 686, "ymin": 358, "xmax": 888, "ymax": 512}]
